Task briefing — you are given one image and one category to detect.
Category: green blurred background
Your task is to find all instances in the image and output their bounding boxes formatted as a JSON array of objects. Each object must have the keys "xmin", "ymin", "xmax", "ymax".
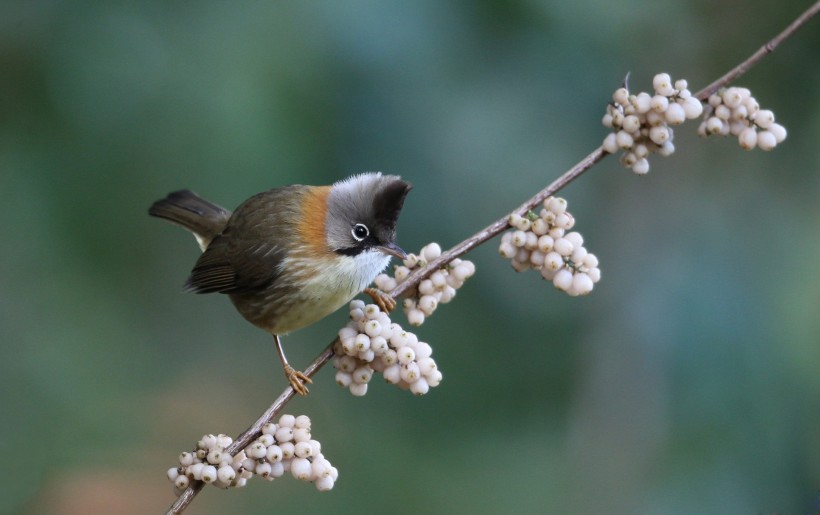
[{"xmin": 2, "ymin": 1, "xmax": 818, "ymax": 513}]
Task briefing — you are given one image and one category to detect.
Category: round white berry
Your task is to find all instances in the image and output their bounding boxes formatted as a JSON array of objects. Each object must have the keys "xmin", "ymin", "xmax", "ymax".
[
  {"xmin": 179, "ymin": 452, "xmax": 195, "ymax": 467},
  {"xmin": 167, "ymin": 467, "xmax": 181, "ymax": 482},
  {"xmin": 293, "ymin": 427, "xmax": 311, "ymax": 443},
  {"xmin": 349, "ymin": 382, "xmax": 368, "ymax": 396},
  {"xmin": 394, "ymin": 266, "xmax": 410, "ymax": 282},
  {"xmin": 529, "ymin": 250, "xmax": 545, "ymax": 267},
  {"xmin": 255, "ymin": 461, "xmax": 272, "ymax": 478},
  {"xmin": 650, "ymin": 94, "xmax": 669, "ymax": 113},
  {"xmin": 622, "ymin": 115, "xmax": 641, "ymax": 133},
  {"xmin": 658, "ymin": 141, "xmax": 675, "ymax": 157},
  {"xmin": 681, "ymin": 97, "xmax": 703, "ymax": 119},
  {"xmin": 349, "ymin": 307, "xmax": 364, "ymax": 321},
  {"xmin": 613, "ymin": 87, "xmax": 630, "ymax": 105},
  {"xmin": 417, "ymin": 356, "xmax": 437, "ymax": 375},
  {"xmin": 552, "ymin": 269, "xmax": 573, "ymax": 291},
  {"xmin": 511, "ymin": 230, "xmax": 528, "ymax": 247},
  {"xmin": 544, "ymin": 252, "xmax": 563, "ymax": 271},
  {"xmin": 315, "ymin": 475, "xmax": 335, "ymax": 492},
  {"xmin": 499, "ymin": 241, "xmax": 517, "ymax": 259},
  {"xmin": 757, "ymin": 130, "xmax": 777, "ymax": 151},
  {"xmin": 553, "ymin": 238, "xmax": 573, "ymax": 257},
  {"xmin": 564, "ymin": 231, "xmax": 583, "ymax": 247},
  {"xmin": 335, "ymin": 370, "xmax": 352, "ymax": 388},
  {"xmin": 421, "ymin": 242, "xmax": 442, "ymax": 262},
  {"xmin": 353, "ymin": 366, "xmax": 373, "ymax": 384},
  {"xmin": 768, "ymin": 122, "xmax": 787, "ymax": 143},
  {"xmin": 270, "ymin": 461, "xmax": 285, "ymax": 478},
  {"xmin": 410, "ymin": 377, "xmax": 430, "ymax": 395},
  {"xmin": 275, "ymin": 426, "xmax": 294, "ymax": 443},
  {"xmin": 664, "ymin": 103, "xmax": 685, "ymax": 125},
  {"xmin": 266, "ymin": 444, "xmax": 283, "ymax": 463},
  {"xmin": 738, "ymin": 127, "xmax": 758, "ymax": 150},
  {"xmin": 248, "ymin": 442, "xmax": 267, "ymax": 459},
  {"xmin": 426, "ymin": 369, "xmax": 443, "ymax": 387},
  {"xmin": 571, "ymin": 246, "xmax": 588, "ymax": 264},
  {"xmin": 523, "ymin": 231, "xmax": 537, "ymax": 250},
  {"xmin": 294, "ymin": 441, "xmax": 313, "ymax": 459},
  {"xmin": 722, "ymin": 87, "xmax": 743, "ymax": 109},
  {"xmin": 201, "ymin": 465, "xmax": 218, "ymax": 483},
  {"xmin": 513, "ymin": 216, "xmax": 531, "ymax": 232},
  {"xmin": 280, "ymin": 441, "xmax": 295, "ymax": 459},
  {"xmin": 311, "ymin": 458, "xmax": 332, "ymax": 479},
  {"xmin": 400, "ymin": 362, "xmax": 421, "ymax": 383},
  {"xmin": 649, "ymin": 125, "xmax": 670, "ymax": 145},
  {"xmin": 383, "ymin": 363, "xmax": 401, "ymax": 384},
  {"xmin": 257, "ymin": 434, "xmax": 274, "ymax": 448},
  {"xmin": 415, "ymin": 341, "xmax": 433, "ymax": 359},
  {"xmin": 217, "ymin": 465, "xmax": 236, "ymax": 483},
  {"xmin": 602, "ymin": 132, "xmax": 619, "ymax": 154},
  {"xmin": 754, "ymin": 109, "xmax": 775, "ymax": 129},
  {"xmin": 382, "ymin": 348, "xmax": 398, "ymax": 366},
  {"xmin": 588, "ymin": 267, "xmax": 602, "ymax": 283},
  {"xmin": 293, "ymin": 415, "xmax": 310, "ymax": 429},
  {"xmin": 454, "ymin": 261, "xmax": 476, "ymax": 280},
  {"xmin": 370, "ymin": 336, "xmax": 388, "ymax": 355},
  {"xmin": 652, "ymin": 73, "xmax": 674, "ymax": 96},
  {"xmin": 418, "ymin": 295, "xmax": 438, "ymax": 315},
  {"xmin": 174, "ymin": 474, "xmax": 190, "ymax": 490},
  {"xmin": 615, "ymin": 130, "xmax": 634, "ymax": 149},
  {"xmin": 572, "ymin": 272, "xmax": 594, "ymax": 295},
  {"xmin": 634, "ymin": 92, "xmax": 652, "ymax": 113},
  {"xmin": 407, "ymin": 308, "xmax": 425, "ymax": 326},
  {"xmin": 353, "ymin": 333, "xmax": 370, "ymax": 352}
]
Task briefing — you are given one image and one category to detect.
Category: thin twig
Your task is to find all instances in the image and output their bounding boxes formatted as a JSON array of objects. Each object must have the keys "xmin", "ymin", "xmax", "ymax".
[
  {"xmin": 165, "ymin": 3, "xmax": 819, "ymax": 513},
  {"xmin": 392, "ymin": 146, "xmax": 605, "ymax": 297},
  {"xmin": 166, "ymin": 346, "xmax": 335, "ymax": 515},
  {"xmin": 695, "ymin": 0, "xmax": 820, "ymax": 100}
]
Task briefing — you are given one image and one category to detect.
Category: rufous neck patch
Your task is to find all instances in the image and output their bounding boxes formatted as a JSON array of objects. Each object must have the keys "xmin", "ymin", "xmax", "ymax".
[{"xmin": 297, "ymin": 185, "xmax": 332, "ymax": 257}]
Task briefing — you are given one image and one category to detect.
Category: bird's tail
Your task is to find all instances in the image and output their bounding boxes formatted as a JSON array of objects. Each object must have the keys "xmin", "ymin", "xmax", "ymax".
[{"xmin": 148, "ymin": 190, "xmax": 231, "ymax": 251}]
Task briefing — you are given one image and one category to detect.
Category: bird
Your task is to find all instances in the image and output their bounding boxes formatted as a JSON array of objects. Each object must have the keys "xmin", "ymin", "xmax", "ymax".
[{"xmin": 149, "ymin": 172, "xmax": 412, "ymax": 395}]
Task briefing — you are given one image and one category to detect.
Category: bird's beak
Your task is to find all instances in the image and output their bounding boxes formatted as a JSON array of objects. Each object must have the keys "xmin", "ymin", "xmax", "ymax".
[{"xmin": 377, "ymin": 241, "xmax": 407, "ymax": 260}]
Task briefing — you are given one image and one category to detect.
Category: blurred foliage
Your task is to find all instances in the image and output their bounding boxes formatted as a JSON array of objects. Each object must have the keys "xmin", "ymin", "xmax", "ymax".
[{"xmin": 1, "ymin": 0, "xmax": 818, "ymax": 513}]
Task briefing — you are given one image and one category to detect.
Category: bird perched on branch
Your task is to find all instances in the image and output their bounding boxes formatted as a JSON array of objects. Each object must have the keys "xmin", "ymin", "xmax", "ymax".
[{"xmin": 149, "ymin": 172, "xmax": 412, "ymax": 395}]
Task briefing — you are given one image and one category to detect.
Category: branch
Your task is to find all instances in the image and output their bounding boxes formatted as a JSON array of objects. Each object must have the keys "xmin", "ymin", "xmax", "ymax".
[
  {"xmin": 695, "ymin": 0, "xmax": 820, "ymax": 100},
  {"xmin": 166, "ymin": 3, "xmax": 819, "ymax": 513}
]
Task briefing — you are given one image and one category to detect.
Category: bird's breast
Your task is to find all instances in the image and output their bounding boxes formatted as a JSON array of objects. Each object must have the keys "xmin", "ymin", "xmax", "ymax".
[{"xmin": 232, "ymin": 249, "xmax": 392, "ymax": 335}]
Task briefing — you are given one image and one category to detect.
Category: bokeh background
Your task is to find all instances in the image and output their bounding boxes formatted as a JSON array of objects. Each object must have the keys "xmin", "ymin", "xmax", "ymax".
[{"xmin": 2, "ymin": 1, "xmax": 818, "ymax": 513}]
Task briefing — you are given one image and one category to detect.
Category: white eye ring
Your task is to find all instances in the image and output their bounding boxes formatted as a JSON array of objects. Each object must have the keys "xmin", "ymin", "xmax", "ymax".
[{"xmin": 351, "ymin": 223, "xmax": 369, "ymax": 241}]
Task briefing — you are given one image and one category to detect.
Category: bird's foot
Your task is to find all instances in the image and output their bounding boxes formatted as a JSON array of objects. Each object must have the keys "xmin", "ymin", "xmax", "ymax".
[
  {"xmin": 283, "ymin": 364, "xmax": 312, "ymax": 396},
  {"xmin": 364, "ymin": 287, "xmax": 397, "ymax": 313}
]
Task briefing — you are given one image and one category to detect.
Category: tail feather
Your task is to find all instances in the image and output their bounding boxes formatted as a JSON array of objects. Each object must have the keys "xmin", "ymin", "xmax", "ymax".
[{"xmin": 149, "ymin": 190, "xmax": 231, "ymax": 251}]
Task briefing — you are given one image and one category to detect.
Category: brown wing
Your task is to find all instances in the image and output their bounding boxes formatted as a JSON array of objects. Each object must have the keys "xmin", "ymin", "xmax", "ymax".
[{"xmin": 184, "ymin": 187, "xmax": 303, "ymax": 295}]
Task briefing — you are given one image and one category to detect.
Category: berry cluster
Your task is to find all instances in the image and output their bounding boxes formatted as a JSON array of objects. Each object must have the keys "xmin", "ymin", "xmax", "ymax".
[
  {"xmin": 334, "ymin": 300, "xmax": 442, "ymax": 396},
  {"xmin": 374, "ymin": 242, "xmax": 476, "ymax": 326},
  {"xmin": 697, "ymin": 87, "xmax": 787, "ymax": 150},
  {"xmin": 498, "ymin": 197, "xmax": 601, "ymax": 296},
  {"xmin": 166, "ymin": 414, "xmax": 338, "ymax": 494},
  {"xmin": 602, "ymin": 73, "xmax": 704, "ymax": 174}
]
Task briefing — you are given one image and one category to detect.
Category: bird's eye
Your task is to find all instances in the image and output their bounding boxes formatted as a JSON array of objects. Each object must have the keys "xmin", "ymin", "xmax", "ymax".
[{"xmin": 351, "ymin": 223, "xmax": 369, "ymax": 241}]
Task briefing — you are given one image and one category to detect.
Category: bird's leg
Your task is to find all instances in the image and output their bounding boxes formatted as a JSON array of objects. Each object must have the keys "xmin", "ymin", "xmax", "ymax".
[
  {"xmin": 273, "ymin": 334, "xmax": 312, "ymax": 396},
  {"xmin": 364, "ymin": 287, "xmax": 397, "ymax": 313}
]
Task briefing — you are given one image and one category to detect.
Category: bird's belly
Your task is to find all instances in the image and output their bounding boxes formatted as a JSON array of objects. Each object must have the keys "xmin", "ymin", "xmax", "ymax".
[{"xmin": 231, "ymin": 251, "xmax": 391, "ymax": 335}]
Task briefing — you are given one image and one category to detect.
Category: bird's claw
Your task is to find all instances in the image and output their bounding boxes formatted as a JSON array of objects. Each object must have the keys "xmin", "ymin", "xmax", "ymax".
[
  {"xmin": 284, "ymin": 364, "xmax": 312, "ymax": 396},
  {"xmin": 364, "ymin": 287, "xmax": 397, "ymax": 313}
]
